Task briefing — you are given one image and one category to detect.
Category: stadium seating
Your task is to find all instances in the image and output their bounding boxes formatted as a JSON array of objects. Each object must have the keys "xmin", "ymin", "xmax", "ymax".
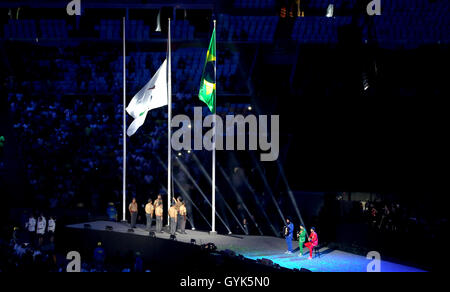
[
  {"xmin": 39, "ymin": 19, "xmax": 69, "ymax": 39},
  {"xmin": 292, "ymin": 16, "xmax": 351, "ymax": 44},
  {"xmin": 4, "ymin": 19, "xmax": 37, "ymax": 40},
  {"xmin": 171, "ymin": 20, "xmax": 196, "ymax": 40},
  {"xmin": 96, "ymin": 19, "xmax": 122, "ymax": 40},
  {"xmin": 233, "ymin": 0, "xmax": 275, "ymax": 9},
  {"xmin": 218, "ymin": 15, "xmax": 278, "ymax": 42}
]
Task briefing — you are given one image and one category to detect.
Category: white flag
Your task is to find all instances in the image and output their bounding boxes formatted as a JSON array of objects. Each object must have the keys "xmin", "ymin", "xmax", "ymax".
[{"xmin": 126, "ymin": 59, "xmax": 168, "ymax": 136}]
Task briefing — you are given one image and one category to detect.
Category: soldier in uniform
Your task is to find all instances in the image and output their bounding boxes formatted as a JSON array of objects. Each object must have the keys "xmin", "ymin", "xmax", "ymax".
[
  {"xmin": 145, "ymin": 199, "xmax": 154, "ymax": 231},
  {"xmin": 173, "ymin": 196, "xmax": 183, "ymax": 210},
  {"xmin": 128, "ymin": 198, "xmax": 138, "ymax": 228},
  {"xmin": 155, "ymin": 201, "xmax": 163, "ymax": 233},
  {"xmin": 168, "ymin": 203, "xmax": 178, "ymax": 236},
  {"xmin": 173, "ymin": 196, "xmax": 183, "ymax": 232},
  {"xmin": 178, "ymin": 201, "xmax": 187, "ymax": 234},
  {"xmin": 154, "ymin": 194, "xmax": 163, "ymax": 208}
]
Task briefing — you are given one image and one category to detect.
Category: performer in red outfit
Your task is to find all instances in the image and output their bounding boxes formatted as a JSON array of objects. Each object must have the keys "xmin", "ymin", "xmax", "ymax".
[{"xmin": 304, "ymin": 227, "xmax": 318, "ymax": 260}]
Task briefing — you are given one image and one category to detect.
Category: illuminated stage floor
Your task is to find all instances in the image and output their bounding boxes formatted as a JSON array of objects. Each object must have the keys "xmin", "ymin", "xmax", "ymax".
[{"xmin": 67, "ymin": 221, "xmax": 425, "ymax": 272}]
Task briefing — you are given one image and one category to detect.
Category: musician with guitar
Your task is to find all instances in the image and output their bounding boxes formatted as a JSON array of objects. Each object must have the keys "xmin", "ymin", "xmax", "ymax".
[
  {"xmin": 297, "ymin": 225, "xmax": 307, "ymax": 257},
  {"xmin": 284, "ymin": 218, "xmax": 294, "ymax": 254},
  {"xmin": 304, "ymin": 227, "xmax": 319, "ymax": 260}
]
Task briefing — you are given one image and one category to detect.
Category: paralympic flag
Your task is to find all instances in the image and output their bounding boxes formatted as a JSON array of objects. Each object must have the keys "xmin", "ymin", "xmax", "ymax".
[
  {"xmin": 126, "ymin": 59, "xmax": 168, "ymax": 136},
  {"xmin": 198, "ymin": 27, "xmax": 216, "ymax": 114}
]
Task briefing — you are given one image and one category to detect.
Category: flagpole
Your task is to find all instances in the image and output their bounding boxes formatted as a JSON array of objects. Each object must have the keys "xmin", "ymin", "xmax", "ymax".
[
  {"xmin": 211, "ymin": 19, "xmax": 217, "ymax": 234},
  {"xmin": 122, "ymin": 16, "xmax": 127, "ymax": 222},
  {"xmin": 167, "ymin": 18, "xmax": 172, "ymax": 227}
]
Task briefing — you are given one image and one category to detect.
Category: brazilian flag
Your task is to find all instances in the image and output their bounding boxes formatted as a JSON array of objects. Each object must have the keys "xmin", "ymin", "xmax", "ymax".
[{"xmin": 199, "ymin": 27, "xmax": 216, "ymax": 113}]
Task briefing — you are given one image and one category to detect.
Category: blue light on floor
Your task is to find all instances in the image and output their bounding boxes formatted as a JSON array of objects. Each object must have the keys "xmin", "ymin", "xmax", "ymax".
[{"xmin": 243, "ymin": 249, "xmax": 426, "ymax": 272}]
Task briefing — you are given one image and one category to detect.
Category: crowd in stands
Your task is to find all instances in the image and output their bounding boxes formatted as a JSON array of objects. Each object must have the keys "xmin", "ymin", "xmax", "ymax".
[
  {"xmin": 0, "ymin": 226, "xmax": 149, "ymax": 272},
  {"xmin": 218, "ymin": 15, "xmax": 279, "ymax": 42},
  {"xmin": 2, "ymin": 0, "xmax": 448, "ymax": 45},
  {"xmin": 2, "ymin": 0, "xmax": 448, "ymax": 240},
  {"xmin": 359, "ymin": 200, "xmax": 408, "ymax": 232},
  {"xmin": 4, "ymin": 41, "xmax": 245, "ymax": 222},
  {"xmin": 332, "ymin": 194, "xmax": 448, "ymax": 239},
  {"xmin": 0, "ymin": 211, "xmax": 57, "ymax": 272}
]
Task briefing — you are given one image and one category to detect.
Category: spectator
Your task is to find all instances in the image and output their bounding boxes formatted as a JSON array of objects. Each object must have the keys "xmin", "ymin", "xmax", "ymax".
[
  {"xmin": 93, "ymin": 242, "xmax": 105, "ymax": 270},
  {"xmin": 36, "ymin": 213, "xmax": 46, "ymax": 246}
]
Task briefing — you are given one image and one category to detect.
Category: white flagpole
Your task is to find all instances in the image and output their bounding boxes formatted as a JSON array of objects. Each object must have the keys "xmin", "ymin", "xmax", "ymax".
[
  {"xmin": 211, "ymin": 19, "xmax": 217, "ymax": 234},
  {"xmin": 122, "ymin": 16, "xmax": 127, "ymax": 222},
  {"xmin": 167, "ymin": 18, "xmax": 172, "ymax": 226}
]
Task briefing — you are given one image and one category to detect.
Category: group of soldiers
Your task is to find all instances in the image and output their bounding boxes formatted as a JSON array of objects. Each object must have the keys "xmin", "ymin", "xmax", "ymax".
[{"xmin": 128, "ymin": 195, "xmax": 187, "ymax": 235}]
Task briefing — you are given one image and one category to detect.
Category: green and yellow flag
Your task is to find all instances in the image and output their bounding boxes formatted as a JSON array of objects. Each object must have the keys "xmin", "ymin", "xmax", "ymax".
[{"xmin": 199, "ymin": 27, "xmax": 216, "ymax": 113}]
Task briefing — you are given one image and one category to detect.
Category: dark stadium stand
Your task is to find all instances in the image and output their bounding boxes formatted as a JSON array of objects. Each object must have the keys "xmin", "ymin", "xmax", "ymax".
[{"xmin": 0, "ymin": 0, "xmax": 448, "ymax": 272}]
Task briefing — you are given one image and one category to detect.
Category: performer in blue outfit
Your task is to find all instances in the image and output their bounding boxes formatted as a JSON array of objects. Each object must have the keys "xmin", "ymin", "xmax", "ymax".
[{"xmin": 284, "ymin": 218, "xmax": 294, "ymax": 254}]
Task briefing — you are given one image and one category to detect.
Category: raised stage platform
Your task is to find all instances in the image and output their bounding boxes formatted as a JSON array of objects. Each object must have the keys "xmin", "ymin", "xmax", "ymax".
[{"xmin": 65, "ymin": 221, "xmax": 425, "ymax": 272}]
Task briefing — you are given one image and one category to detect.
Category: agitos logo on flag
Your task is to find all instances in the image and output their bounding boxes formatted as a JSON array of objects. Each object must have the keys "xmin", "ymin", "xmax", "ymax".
[{"xmin": 198, "ymin": 27, "xmax": 216, "ymax": 114}]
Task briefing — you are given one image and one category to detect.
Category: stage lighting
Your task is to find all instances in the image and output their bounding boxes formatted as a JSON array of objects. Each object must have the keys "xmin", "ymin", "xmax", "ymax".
[
  {"xmin": 170, "ymin": 234, "xmax": 177, "ymax": 241},
  {"xmin": 105, "ymin": 226, "xmax": 113, "ymax": 231},
  {"xmin": 191, "ymin": 227, "xmax": 196, "ymax": 231},
  {"xmin": 248, "ymin": 106, "xmax": 252, "ymax": 111},
  {"xmin": 201, "ymin": 242, "xmax": 217, "ymax": 251},
  {"xmin": 84, "ymin": 224, "xmax": 91, "ymax": 229},
  {"xmin": 149, "ymin": 231, "xmax": 156, "ymax": 238},
  {"xmin": 190, "ymin": 239, "xmax": 197, "ymax": 245},
  {"xmin": 178, "ymin": 152, "xmax": 182, "ymax": 157}
]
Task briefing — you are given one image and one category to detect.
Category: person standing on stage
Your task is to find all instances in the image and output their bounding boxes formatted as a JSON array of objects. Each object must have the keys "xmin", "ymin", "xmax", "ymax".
[
  {"xmin": 297, "ymin": 225, "xmax": 307, "ymax": 256},
  {"xmin": 36, "ymin": 213, "xmax": 46, "ymax": 246},
  {"xmin": 145, "ymin": 199, "xmax": 154, "ymax": 231},
  {"xmin": 304, "ymin": 227, "xmax": 318, "ymax": 260},
  {"xmin": 173, "ymin": 196, "xmax": 182, "ymax": 232},
  {"xmin": 243, "ymin": 218, "xmax": 249, "ymax": 235},
  {"xmin": 168, "ymin": 203, "xmax": 178, "ymax": 235},
  {"xmin": 284, "ymin": 218, "xmax": 294, "ymax": 254},
  {"xmin": 129, "ymin": 198, "xmax": 138, "ymax": 228},
  {"xmin": 47, "ymin": 216, "xmax": 56, "ymax": 242},
  {"xmin": 178, "ymin": 201, "xmax": 187, "ymax": 234},
  {"xmin": 155, "ymin": 200, "xmax": 163, "ymax": 233},
  {"xmin": 93, "ymin": 242, "xmax": 105, "ymax": 270},
  {"xmin": 25, "ymin": 214, "xmax": 36, "ymax": 243},
  {"xmin": 154, "ymin": 194, "xmax": 163, "ymax": 209}
]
